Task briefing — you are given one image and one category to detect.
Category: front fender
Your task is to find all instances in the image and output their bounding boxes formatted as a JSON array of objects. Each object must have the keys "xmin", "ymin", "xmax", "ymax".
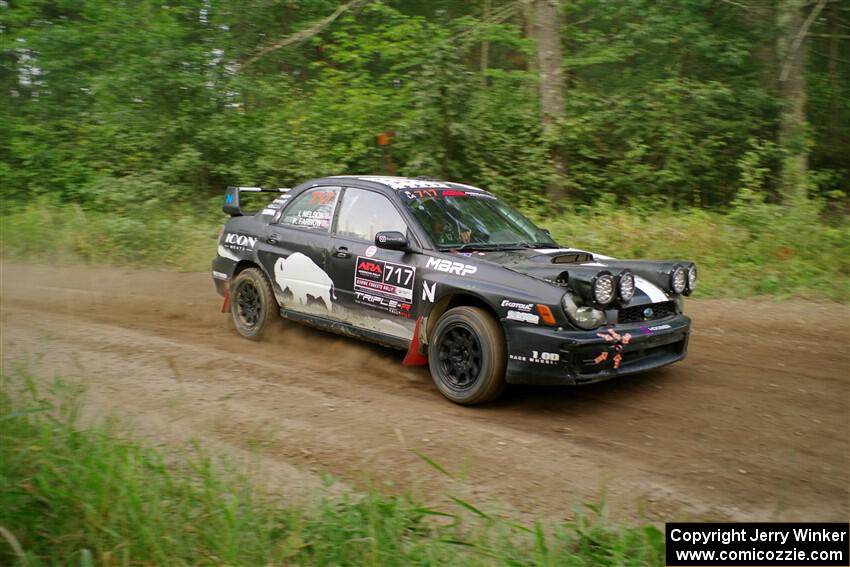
[{"xmin": 415, "ymin": 265, "xmax": 566, "ymax": 343}]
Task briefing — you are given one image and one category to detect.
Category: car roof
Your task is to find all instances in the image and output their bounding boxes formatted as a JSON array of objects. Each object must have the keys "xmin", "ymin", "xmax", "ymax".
[{"xmin": 324, "ymin": 175, "xmax": 487, "ymax": 193}]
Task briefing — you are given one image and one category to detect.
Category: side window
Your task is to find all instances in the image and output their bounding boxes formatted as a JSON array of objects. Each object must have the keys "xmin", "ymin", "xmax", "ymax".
[
  {"xmin": 279, "ymin": 187, "xmax": 340, "ymax": 232},
  {"xmin": 335, "ymin": 188, "xmax": 409, "ymax": 242}
]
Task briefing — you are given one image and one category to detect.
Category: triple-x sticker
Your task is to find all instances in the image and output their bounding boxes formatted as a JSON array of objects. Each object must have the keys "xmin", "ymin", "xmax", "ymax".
[{"xmin": 594, "ymin": 329, "xmax": 632, "ymax": 369}]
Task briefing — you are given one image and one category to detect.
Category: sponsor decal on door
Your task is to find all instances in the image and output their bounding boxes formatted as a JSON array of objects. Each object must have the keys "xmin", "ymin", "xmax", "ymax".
[{"xmin": 354, "ymin": 256, "xmax": 415, "ymax": 317}]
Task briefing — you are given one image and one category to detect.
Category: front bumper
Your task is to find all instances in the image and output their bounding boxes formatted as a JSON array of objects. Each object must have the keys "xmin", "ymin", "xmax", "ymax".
[{"xmin": 503, "ymin": 314, "xmax": 691, "ymax": 385}]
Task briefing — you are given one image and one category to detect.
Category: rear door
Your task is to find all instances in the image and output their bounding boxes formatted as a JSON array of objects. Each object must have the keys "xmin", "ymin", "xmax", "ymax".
[
  {"xmin": 325, "ymin": 187, "xmax": 419, "ymax": 341},
  {"xmin": 257, "ymin": 186, "xmax": 342, "ymax": 318}
]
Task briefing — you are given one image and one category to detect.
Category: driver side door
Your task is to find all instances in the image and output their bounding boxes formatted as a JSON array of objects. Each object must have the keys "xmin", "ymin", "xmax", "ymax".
[{"xmin": 325, "ymin": 187, "xmax": 419, "ymax": 341}]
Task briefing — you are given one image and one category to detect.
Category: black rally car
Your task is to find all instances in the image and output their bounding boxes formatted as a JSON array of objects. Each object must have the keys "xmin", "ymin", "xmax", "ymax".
[{"xmin": 212, "ymin": 175, "xmax": 695, "ymax": 404}]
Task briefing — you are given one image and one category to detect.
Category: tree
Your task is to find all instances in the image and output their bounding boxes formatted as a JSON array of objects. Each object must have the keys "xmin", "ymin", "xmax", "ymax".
[
  {"xmin": 776, "ymin": 0, "xmax": 828, "ymax": 200},
  {"xmin": 533, "ymin": 0, "xmax": 567, "ymax": 200}
]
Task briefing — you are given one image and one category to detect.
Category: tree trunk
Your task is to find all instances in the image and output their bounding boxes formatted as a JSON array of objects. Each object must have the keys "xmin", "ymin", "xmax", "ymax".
[
  {"xmin": 776, "ymin": 0, "xmax": 822, "ymax": 201},
  {"xmin": 534, "ymin": 0, "xmax": 567, "ymax": 201},
  {"xmin": 524, "ymin": 1, "xmax": 537, "ymax": 73},
  {"xmin": 752, "ymin": 1, "xmax": 777, "ymax": 93},
  {"xmin": 480, "ymin": 0, "xmax": 491, "ymax": 83},
  {"xmin": 827, "ymin": 0, "xmax": 839, "ymax": 143}
]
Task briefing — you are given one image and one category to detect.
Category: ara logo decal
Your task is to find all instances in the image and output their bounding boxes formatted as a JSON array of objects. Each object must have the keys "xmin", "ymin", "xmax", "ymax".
[
  {"xmin": 357, "ymin": 261, "xmax": 383, "ymax": 275},
  {"xmin": 421, "ymin": 280, "xmax": 436, "ymax": 303},
  {"xmin": 425, "ymin": 257, "xmax": 477, "ymax": 277}
]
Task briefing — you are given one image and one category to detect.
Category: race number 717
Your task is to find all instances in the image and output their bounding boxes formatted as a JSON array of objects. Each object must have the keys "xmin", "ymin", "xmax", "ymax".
[{"xmin": 385, "ymin": 265, "xmax": 414, "ymax": 287}]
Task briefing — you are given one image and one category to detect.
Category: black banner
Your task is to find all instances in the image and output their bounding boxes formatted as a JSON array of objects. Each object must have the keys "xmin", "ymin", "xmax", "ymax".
[{"xmin": 666, "ymin": 523, "xmax": 849, "ymax": 566}]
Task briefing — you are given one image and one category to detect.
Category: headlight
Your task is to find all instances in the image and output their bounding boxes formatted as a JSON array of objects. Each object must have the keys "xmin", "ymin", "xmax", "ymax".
[
  {"xmin": 618, "ymin": 270, "xmax": 635, "ymax": 303},
  {"xmin": 686, "ymin": 264, "xmax": 697, "ymax": 294},
  {"xmin": 669, "ymin": 264, "xmax": 687, "ymax": 294},
  {"xmin": 562, "ymin": 293, "xmax": 606, "ymax": 330},
  {"xmin": 591, "ymin": 271, "xmax": 615, "ymax": 306}
]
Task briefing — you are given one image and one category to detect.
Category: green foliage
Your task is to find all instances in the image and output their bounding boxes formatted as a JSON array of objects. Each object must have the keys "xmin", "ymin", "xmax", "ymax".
[
  {"xmin": 3, "ymin": 0, "xmax": 847, "ymax": 208},
  {"xmin": 535, "ymin": 197, "xmax": 849, "ymax": 301},
  {"xmin": 1, "ymin": 369, "xmax": 664, "ymax": 566},
  {"xmin": 0, "ymin": 0, "xmax": 847, "ymax": 297},
  {"xmin": 3, "ymin": 196, "xmax": 847, "ymax": 301},
  {"xmin": 0, "ymin": 197, "xmax": 221, "ymax": 270}
]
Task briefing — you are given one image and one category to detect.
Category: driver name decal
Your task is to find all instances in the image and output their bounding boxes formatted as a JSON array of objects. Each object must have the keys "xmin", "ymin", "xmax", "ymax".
[{"xmin": 354, "ymin": 256, "xmax": 415, "ymax": 317}]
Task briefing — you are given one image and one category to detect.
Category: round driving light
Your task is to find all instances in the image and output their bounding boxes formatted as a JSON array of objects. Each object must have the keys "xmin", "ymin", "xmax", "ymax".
[
  {"xmin": 687, "ymin": 264, "xmax": 697, "ymax": 292},
  {"xmin": 670, "ymin": 264, "xmax": 687, "ymax": 294},
  {"xmin": 618, "ymin": 270, "xmax": 635, "ymax": 303},
  {"xmin": 592, "ymin": 271, "xmax": 615, "ymax": 306}
]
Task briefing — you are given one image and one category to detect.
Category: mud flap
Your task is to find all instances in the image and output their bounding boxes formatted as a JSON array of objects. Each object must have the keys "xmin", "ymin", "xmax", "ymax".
[
  {"xmin": 402, "ymin": 316, "xmax": 428, "ymax": 366},
  {"xmin": 221, "ymin": 279, "xmax": 231, "ymax": 313}
]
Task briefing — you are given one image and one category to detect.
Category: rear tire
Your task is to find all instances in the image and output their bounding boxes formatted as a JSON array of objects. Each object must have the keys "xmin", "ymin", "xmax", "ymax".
[
  {"xmin": 230, "ymin": 267, "xmax": 277, "ymax": 340},
  {"xmin": 428, "ymin": 306, "xmax": 507, "ymax": 405}
]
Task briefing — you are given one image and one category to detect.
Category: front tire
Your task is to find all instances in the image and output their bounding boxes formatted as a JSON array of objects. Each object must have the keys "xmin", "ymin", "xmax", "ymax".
[
  {"xmin": 230, "ymin": 267, "xmax": 277, "ymax": 340},
  {"xmin": 428, "ymin": 306, "xmax": 507, "ymax": 405}
]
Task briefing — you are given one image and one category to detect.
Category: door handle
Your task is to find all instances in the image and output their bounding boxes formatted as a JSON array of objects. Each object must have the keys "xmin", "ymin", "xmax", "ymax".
[
  {"xmin": 334, "ymin": 246, "xmax": 350, "ymax": 259},
  {"xmin": 267, "ymin": 233, "xmax": 280, "ymax": 245}
]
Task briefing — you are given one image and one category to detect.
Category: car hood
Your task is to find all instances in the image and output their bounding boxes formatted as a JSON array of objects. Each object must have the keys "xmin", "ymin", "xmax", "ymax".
[
  {"xmin": 449, "ymin": 247, "xmax": 672, "ymax": 306},
  {"xmin": 450, "ymin": 246, "xmax": 601, "ymax": 277}
]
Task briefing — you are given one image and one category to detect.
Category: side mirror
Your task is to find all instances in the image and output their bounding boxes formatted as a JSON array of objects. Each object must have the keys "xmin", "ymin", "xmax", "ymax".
[
  {"xmin": 223, "ymin": 187, "xmax": 243, "ymax": 216},
  {"xmin": 375, "ymin": 231, "xmax": 408, "ymax": 251}
]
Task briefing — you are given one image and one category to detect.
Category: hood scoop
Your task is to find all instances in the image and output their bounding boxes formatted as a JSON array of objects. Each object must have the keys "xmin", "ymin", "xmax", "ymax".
[{"xmin": 550, "ymin": 252, "xmax": 593, "ymax": 264}]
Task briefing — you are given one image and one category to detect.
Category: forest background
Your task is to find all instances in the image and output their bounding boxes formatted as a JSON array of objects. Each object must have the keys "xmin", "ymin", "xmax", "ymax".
[{"xmin": 2, "ymin": 0, "xmax": 848, "ymax": 299}]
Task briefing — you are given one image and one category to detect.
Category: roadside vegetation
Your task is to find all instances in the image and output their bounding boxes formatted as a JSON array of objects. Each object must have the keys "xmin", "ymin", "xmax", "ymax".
[
  {"xmin": 0, "ymin": 370, "xmax": 664, "ymax": 566},
  {"xmin": 1, "ymin": 193, "xmax": 847, "ymax": 301}
]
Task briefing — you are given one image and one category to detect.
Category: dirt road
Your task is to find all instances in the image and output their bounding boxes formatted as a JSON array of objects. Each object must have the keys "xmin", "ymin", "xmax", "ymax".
[{"xmin": 1, "ymin": 264, "xmax": 847, "ymax": 523}]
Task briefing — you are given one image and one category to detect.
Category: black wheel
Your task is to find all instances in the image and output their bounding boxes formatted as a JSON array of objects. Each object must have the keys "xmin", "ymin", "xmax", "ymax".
[
  {"xmin": 427, "ymin": 306, "xmax": 507, "ymax": 405},
  {"xmin": 230, "ymin": 267, "xmax": 277, "ymax": 340}
]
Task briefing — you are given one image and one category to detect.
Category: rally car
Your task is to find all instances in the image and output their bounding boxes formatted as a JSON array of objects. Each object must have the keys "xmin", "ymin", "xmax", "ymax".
[{"xmin": 212, "ymin": 175, "xmax": 695, "ymax": 405}]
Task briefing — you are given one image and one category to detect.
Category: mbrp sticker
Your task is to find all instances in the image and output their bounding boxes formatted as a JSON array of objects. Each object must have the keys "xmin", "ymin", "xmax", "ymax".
[
  {"xmin": 354, "ymin": 256, "xmax": 416, "ymax": 317},
  {"xmin": 425, "ymin": 257, "xmax": 477, "ymax": 277}
]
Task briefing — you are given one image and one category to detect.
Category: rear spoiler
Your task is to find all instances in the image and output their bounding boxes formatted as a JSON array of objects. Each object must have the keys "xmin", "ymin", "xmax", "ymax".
[{"xmin": 223, "ymin": 186, "xmax": 292, "ymax": 217}]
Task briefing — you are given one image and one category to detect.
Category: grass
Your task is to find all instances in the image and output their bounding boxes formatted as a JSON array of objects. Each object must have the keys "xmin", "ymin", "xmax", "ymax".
[
  {"xmin": 0, "ymin": 369, "xmax": 665, "ymax": 566},
  {"xmin": 534, "ymin": 200, "xmax": 850, "ymax": 301},
  {"xmin": 0, "ymin": 199, "xmax": 221, "ymax": 272},
  {"xmin": 1, "ymin": 195, "xmax": 847, "ymax": 300}
]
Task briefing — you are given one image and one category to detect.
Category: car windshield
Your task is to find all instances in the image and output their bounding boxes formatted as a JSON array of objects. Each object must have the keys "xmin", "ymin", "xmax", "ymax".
[{"xmin": 403, "ymin": 188, "xmax": 557, "ymax": 250}]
